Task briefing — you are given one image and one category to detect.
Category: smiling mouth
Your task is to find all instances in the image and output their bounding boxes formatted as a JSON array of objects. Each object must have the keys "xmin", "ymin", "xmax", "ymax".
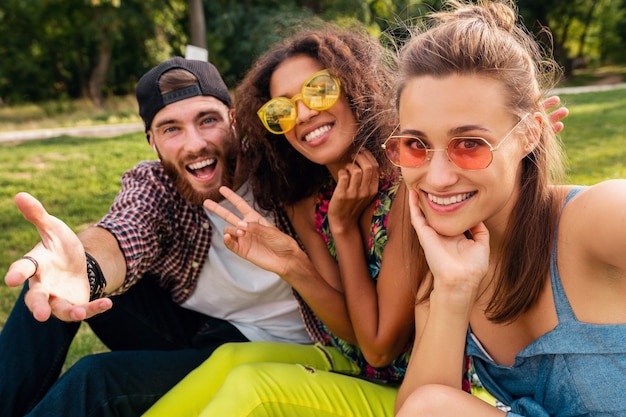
[
  {"xmin": 186, "ymin": 158, "xmax": 217, "ymax": 179},
  {"xmin": 427, "ymin": 192, "xmax": 475, "ymax": 206},
  {"xmin": 304, "ymin": 124, "xmax": 332, "ymax": 143}
]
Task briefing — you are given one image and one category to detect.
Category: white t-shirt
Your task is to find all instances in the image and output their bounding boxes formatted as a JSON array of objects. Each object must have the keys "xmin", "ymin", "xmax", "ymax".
[{"xmin": 182, "ymin": 182, "xmax": 311, "ymax": 344}]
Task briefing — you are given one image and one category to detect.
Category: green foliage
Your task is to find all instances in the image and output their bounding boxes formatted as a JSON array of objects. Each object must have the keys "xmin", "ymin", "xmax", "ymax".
[
  {"xmin": 1, "ymin": 0, "xmax": 625, "ymax": 106},
  {"xmin": 203, "ymin": 1, "xmax": 317, "ymax": 87},
  {"xmin": 594, "ymin": 0, "xmax": 626, "ymax": 64},
  {"xmin": 0, "ymin": 0, "xmax": 184, "ymax": 103},
  {"xmin": 200, "ymin": 0, "xmax": 444, "ymax": 87},
  {"xmin": 493, "ymin": 0, "xmax": 626, "ymax": 80}
]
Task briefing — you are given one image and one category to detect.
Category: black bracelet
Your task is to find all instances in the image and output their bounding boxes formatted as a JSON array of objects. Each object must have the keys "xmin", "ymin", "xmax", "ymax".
[{"xmin": 85, "ymin": 252, "xmax": 107, "ymax": 301}]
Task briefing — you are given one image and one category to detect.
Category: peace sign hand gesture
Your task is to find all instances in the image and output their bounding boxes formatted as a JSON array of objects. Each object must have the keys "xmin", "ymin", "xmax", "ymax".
[{"xmin": 204, "ymin": 186, "xmax": 303, "ymax": 277}]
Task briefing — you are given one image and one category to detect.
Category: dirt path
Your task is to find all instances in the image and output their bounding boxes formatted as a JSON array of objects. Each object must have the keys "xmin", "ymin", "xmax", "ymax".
[{"xmin": 0, "ymin": 122, "xmax": 143, "ymax": 143}]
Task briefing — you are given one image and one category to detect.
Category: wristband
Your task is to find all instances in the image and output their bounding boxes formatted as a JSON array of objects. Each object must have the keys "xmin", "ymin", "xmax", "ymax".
[{"xmin": 85, "ymin": 252, "xmax": 107, "ymax": 301}]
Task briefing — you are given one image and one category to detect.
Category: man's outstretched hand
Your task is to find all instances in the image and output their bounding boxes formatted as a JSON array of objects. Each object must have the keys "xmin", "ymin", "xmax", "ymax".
[{"xmin": 5, "ymin": 192, "xmax": 112, "ymax": 322}]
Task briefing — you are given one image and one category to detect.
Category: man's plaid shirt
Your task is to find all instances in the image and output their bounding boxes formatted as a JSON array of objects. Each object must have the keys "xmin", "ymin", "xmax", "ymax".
[{"xmin": 96, "ymin": 160, "xmax": 324, "ymax": 344}]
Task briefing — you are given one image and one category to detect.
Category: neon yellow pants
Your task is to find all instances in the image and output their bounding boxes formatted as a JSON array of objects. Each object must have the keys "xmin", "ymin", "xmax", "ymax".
[{"xmin": 143, "ymin": 341, "xmax": 398, "ymax": 417}]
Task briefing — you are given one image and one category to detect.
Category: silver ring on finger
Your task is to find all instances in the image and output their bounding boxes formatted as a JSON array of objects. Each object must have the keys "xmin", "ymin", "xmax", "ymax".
[{"xmin": 21, "ymin": 256, "xmax": 39, "ymax": 279}]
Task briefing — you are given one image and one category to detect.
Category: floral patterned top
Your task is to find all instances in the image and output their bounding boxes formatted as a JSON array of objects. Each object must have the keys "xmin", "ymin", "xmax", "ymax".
[{"xmin": 313, "ymin": 175, "xmax": 411, "ymax": 384}]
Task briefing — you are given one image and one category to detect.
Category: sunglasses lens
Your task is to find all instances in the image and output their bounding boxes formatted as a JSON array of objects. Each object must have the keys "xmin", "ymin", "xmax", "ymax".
[
  {"xmin": 257, "ymin": 70, "xmax": 341, "ymax": 135},
  {"xmin": 261, "ymin": 98, "xmax": 297, "ymax": 134},
  {"xmin": 303, "ymin": 73, "xmax": 340, "ymax": 111},
  {"xmin": 385, "ymin": 136, "xmax": 427, "ymax": 167},
  {"xmin": 448, "ymin": 138, "xmax": 492, "ymax": 170}
]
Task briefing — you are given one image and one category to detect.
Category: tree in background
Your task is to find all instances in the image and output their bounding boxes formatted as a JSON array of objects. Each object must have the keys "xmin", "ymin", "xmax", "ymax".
[
  {"xmin": 0, "ymin": 0, "xmax": 186, "ymax": 105},
  {"xmin": 189, "ymin": 0, "xmax": 207, "ymax": 50},
  {"xmin": 519, "ymin": 0, "xmax": 625, "ymax": 78},
  {"xmin": 199, "ymin": 0, "xmax": 444, "ymax": 87},
  {"xmin": 0, "ymin": 0, "xmax": 623, "ymax": 107},
  {"xmin": 204, "ymin": 0, "xmax": 625, "ymax": 85}
]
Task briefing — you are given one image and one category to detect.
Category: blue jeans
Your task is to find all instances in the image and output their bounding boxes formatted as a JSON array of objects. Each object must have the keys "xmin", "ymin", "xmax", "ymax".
[{"xmin": 0, "ymin": 277, "xmax": 248, "ymax": 417}]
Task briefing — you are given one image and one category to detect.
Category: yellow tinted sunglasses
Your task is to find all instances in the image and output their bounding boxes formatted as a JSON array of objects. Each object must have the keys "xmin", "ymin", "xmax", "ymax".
[{"xmin": 256, "ymin": 69, "xmax": 341, "ymax": 135}]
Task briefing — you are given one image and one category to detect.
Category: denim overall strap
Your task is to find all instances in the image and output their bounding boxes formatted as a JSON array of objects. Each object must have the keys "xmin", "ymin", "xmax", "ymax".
[{"xmin": 549, "ymin": 186, "xmax": 586, "ymax": 323}]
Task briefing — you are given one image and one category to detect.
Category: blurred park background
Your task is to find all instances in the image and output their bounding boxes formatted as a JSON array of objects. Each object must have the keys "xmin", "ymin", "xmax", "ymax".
[
  {"xmin": 1, "ymin": 0, "xmax": 625, "ymax": 370},
  {"xmin": 0, "ymin": 0, "xmax": 625, "ymax": 112}
]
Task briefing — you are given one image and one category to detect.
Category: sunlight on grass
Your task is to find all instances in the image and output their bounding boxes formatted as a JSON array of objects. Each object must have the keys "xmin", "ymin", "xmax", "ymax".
[
  {"xmin": 0, "ymin": 95, "xmax": 141, "ymax": 131},
  {"xmin": 559, "ymin": 65, "xmax": 626, "ymax": 87},
  {"xmin": 558, "ymin": 89, "xmax": 626, "ymax": 184}
]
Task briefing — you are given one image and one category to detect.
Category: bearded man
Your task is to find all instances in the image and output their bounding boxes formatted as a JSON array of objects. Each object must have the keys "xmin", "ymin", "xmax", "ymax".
[{"xmin": 0, "ymin": 57, "xmax": 313, "ymax": 417}]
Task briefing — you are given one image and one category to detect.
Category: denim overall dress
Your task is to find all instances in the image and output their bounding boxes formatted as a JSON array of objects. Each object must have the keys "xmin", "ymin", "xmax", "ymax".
[{"xmin": 466, "ymin": 187, "xmax": 626, "ymax": 416}]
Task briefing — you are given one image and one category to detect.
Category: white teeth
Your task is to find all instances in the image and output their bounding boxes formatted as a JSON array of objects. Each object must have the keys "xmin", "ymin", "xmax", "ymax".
[
  {"xmin": 428, "ymin": 192, "xmax": 475, "ymax": 206},
  {"xmin": 304, "ymin": 125, "xmax": 331, "ymax": 142},
  {"xmin": 187, "ymin": 158, "xmax": 216, "ymax": 170}
]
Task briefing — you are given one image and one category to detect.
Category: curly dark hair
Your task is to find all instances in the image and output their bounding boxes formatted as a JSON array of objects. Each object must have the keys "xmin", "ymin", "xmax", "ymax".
[{"xmin": 234, "ymin": 23, "xmax": 397, "ymax": 211}]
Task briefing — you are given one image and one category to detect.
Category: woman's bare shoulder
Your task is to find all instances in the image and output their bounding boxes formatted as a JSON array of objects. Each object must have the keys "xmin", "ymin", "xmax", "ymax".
[{"xmin": 558, "ymin": 180, "xmax": 626, "ymax": 270}]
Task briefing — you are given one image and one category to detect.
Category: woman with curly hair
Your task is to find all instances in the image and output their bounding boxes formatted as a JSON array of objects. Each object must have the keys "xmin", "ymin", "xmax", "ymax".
[{"xmin": 145, "ymin": 23, "xmax": 416, "ymax": 417}]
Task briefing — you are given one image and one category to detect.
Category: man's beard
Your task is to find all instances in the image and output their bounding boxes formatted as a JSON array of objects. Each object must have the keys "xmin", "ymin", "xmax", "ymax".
[{"xmin": 159, "ymin": 135, "xmax": 239, "ymax": 207}]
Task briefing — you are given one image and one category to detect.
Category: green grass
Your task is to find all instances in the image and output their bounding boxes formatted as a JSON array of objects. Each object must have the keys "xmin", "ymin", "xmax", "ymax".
[
  {"xmin": 558, "ymin": 88, "xmax": 626, "ymax": 184},
  {"xmin": 0, "ymin": 133, "xmax": 155, "ymax": 369},
  {"xmin": 0, "ymin": 95, "xmax": 141, "ymax": 131},
  {"xmin": 0, "ymin": 86, "xmax": 624, "ymax": 373},
  {"xmin": 559, "ymin": 65, "xmax": 626, "ymax": 87}
]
